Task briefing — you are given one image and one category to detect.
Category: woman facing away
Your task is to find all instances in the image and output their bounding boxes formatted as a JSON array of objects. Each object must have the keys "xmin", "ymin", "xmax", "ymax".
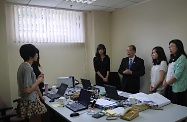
[
  {"xmin": 163, "ymin": 39, "xmax": 187, "ymax": 106},
  {"xmin": 150, "ymin": 46, "xmax": 168, "ymax": 95},
  {"xmin": 17, "ymin": 44, "xmax": 47, "ymax": 122},
  {"xmin": 93, "ymin": 44, "xmax": 110, "ymax": 86}
]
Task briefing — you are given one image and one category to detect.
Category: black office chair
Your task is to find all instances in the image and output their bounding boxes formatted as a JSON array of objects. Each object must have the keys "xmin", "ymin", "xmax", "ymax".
[
  {"xmin": 0, "ymin": 97, "xmax": 28, "ymax": 122},
  {"xmin": 9, "ymin": 99, "xmax": 28, "ymax": 122},
  {"xmin": 0, "ymin": 96, "xmax": 17, "ymax": 122},
  {"xmin": 107, "ymin": 72, "xmax": 121, "ymax": 90}
]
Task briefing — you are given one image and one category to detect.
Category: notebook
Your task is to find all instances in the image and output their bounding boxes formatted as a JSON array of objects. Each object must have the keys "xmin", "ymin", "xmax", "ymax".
[
  {"xmin": 104, "ymin": 84, "xmax": 127, "ymax": 100},
  {"xmin": 47, "ymin": 83, "xmax": 68, "ymax": 100},
  {"xmin": 80, "ymin": 78, "xmax": 96, "ymax": 90},
  {"xmin": 57, "ymin": 76, "xmax": 74, "ymax": 88},
  {"xmin": 66, "ymin": 89, "xmax": 91, "ymax": 112}
]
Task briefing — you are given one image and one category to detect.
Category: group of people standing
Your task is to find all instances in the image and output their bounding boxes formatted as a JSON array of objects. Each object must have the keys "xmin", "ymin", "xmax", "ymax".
[
  {"xmin": 16, "ymin": 39, "xmax": 187, "ymax": 121},
  {"xmin": 93, "ymin": 39, "xmax": 187, "ymax": 107}
]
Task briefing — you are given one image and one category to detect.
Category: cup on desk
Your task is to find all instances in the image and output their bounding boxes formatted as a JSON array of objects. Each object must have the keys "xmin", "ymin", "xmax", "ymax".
[
  {"xmin": 59, "ymin": 97, "xmax": 66, "ymax": 106},
  {"xmin": 129, "ymin": 97, "xmax": 136, "ymax": 104},
  {"xmin": 52, "ymin": 85, "xmax": 57, "ymax": 94},
  {"xmin": 44, "ymin": 83, "xmax": 48, "ymax": 93}
]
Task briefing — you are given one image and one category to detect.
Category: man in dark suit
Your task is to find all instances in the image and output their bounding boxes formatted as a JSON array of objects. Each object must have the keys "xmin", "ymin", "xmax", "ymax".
[{"xmin": 118, "ymin": 45, "xmax": 145, "ymax": 94}]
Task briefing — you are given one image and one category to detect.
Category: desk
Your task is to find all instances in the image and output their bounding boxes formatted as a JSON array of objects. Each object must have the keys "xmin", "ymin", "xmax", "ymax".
[{"xmin": 45, "ymin": 85, "xmax": 187, "ymax": 122}]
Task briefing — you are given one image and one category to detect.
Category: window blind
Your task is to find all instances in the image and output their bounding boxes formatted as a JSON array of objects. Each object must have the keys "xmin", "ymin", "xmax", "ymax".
[{"xmin": 14, "ymin": 5, "xmax": 85, "ymax": 43}]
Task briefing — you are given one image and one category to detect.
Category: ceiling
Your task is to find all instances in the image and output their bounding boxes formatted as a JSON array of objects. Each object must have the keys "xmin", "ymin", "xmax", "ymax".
[{"xmin": 6, "ymin": 0, "xmax": 148, "ymax": 12}]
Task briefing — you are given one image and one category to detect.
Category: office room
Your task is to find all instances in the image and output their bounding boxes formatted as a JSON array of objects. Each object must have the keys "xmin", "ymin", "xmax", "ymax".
[{"xmin": 0, "ymin": 0, "xmax": 187, "ymax": 119}]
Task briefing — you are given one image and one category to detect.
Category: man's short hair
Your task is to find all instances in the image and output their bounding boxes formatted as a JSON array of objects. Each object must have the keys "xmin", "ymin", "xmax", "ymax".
[
  {"xmin": 128, "ymin": 45, "xmax": 136, "ymax": 52},
  {"xmin": 19, "ymin": 44, "xmax": 38, "ymax": 61}
]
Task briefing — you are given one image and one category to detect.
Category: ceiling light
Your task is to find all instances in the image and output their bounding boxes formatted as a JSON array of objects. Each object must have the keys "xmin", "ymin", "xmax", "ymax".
[{"xmin": 65, "ymin": 0, "xmax": 96, "ymax": 4}]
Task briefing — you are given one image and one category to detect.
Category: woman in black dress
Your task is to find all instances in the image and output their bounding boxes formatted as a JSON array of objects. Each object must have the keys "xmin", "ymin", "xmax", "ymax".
[
  {"xmin": 32, "ymin": 49, "xmax": 44, "ymax": 96},
  {"xmin": 93, "ymin": 44, "xmax": 110, "ymax": 86}
]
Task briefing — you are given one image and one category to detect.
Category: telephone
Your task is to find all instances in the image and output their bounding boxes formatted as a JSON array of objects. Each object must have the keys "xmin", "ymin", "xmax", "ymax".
[
  {"xmin": 120, "ymin": 107, "xmax": 139, "ymax": 121},
  {"xmin": 132, "ymin": 102, "xmax": 150, "ymax": 112}
]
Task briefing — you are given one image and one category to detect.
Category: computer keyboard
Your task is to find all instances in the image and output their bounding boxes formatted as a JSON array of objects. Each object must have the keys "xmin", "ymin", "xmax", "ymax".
[
  {"xmin": 68, "ymin": 103, "xmax": 84, "ymax": 109},
  {"xmin": 46, "ymin": 93, "xmax": 60, "ymax": 99},
  {"xmin": 66, "ymin": 102, "xmax": 87, "ymax": 112}
]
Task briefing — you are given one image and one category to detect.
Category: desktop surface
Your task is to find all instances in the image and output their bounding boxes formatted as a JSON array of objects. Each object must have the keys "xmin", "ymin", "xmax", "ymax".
[{"xmin": 44, "ymin": 85, "xmax": 187, "ymax": 122}]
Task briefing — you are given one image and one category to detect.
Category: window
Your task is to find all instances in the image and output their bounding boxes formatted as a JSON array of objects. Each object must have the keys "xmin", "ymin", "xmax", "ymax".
[{"xmin": 13, "ymin": 5, "xmax": 85, "ymax": 43}]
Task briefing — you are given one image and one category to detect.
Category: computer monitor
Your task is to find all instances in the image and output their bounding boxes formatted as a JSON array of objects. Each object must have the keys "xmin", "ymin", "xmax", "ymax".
[
  {"xmin": 80, "ymin": 78, "xmax": 92, "ymax": 90},
  {"xmin": 78, "ymin": 89, "xmax": 92, "ymax": 106},
  {"xmin": 104, "ymin": 84, "xmax": 119, "ymax": 100},
  {"xmin": 104, "ymin": 84, "xmax": 127, "ymax": 100},
  {"xmin": 57, "ymin": 83, "xmax": 68, "ymax": 95},
  {"xmin": 57, "ymin": 76, "xmax": 74, "ymax": 88}
]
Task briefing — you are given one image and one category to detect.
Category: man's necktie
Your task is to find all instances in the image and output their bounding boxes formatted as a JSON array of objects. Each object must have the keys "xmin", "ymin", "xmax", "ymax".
[{"xmin": 129, "ymin": 58, "xmax": 133, "ymax": 69}]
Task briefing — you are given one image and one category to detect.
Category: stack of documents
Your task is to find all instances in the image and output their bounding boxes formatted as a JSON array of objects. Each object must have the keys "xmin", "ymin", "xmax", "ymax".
[
  {"xmin": 96, "ymin": 99, "xmax": 116, "ymax": 106},
  {"xmin": 130, "ymin": 92, "xmax": 171, "ymax": 108},
  {"xmin": 95, "ymin": 99, "xmax": 118, "ymax": 109}
]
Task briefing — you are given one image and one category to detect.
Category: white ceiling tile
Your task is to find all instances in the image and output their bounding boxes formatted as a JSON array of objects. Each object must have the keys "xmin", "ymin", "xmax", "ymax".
[
  {"xmin": 7, "ymin": 0, "xmax": 30, "ymax": 4},
  {"xmin": 91, "ymin": 0, "xmax": 129, "ymax": 7},
  {"xmin": 79, "ymin": 5, "xmax": 107, "ymax": 11},
  {"xmin": 103, "ymin": 7, "xmax": 119, "ymax": 12},
  {"xmin": 57, "ymin": 1, "xmax": 86, "ymax": 10},
  {"xmin": 114, "ymin": 1, "xmax": 136, "ymax": 9},
  {"xmin": 6, "ymin": 0, "xmax": 149, "ymax": 12},
  {"xmin": 29, "ymin": 0, "xmax": 63, "ymax": 7}
]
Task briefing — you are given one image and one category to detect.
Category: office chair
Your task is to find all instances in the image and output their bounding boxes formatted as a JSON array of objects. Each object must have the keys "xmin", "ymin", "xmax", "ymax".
[
  {"xmin": 9, "ymin": 99, "xmax": 27, "ymax": 122},
  {"xmin": 0, "ymin": 96, "xmax": 17, "ymax": 122},
  {"xmin": 107, "ymin": 72, "xmax": 121, "ymax": 90},
  {"xmin": 0, "ymin": 97, "xmax": 27, "ymax": 122}
]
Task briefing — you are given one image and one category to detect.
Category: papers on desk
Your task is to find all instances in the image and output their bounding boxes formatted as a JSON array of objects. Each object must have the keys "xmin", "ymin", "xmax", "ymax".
[
  {"xmin": 104, "ymin": 107, "xmax": 124, "ymax": 115},
  {"xmin": 130, "ymin": 93, "xmax": 171, "ymax": 108},
  {"xmin": 147, "ymin": 93, "xmax": 171, "ymax": 108},
  {"xmin": 130, "ymin": 92, "xmax": 150, "ymax": 102},
  {"xmin": 96, "ymin": 99, "xmax": 116, "ymax": 106},
  {"xmin": 51, "ymin": 104, "xmax": 63, "ymax": 108},
  {"xmin": 112, "ymin": 107, "xmax": 125, "ymax": 115},
  {"xmin": 117, "ymin": 91, "xmax": 123, "ymax": 95}
]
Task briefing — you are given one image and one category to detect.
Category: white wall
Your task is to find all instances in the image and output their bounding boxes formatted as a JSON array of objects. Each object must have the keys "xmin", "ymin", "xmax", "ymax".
[
  {"xmin": 6, "ymin": 43, "xmax": 87, "ymax": 103},
  {"xmin": 0, "ymin": 1, "xmax": 11, "ymax": 106},
  {"xmin": 111, "ymin": 0, "xmax": 187, "ymax": 93},
  {"xmin": 85, "ymin": 12, "xmax": 95, "ymax": 83},
  {"xmin": 86, "ymin": 11, "xmax": 111, "ymax": 84}
]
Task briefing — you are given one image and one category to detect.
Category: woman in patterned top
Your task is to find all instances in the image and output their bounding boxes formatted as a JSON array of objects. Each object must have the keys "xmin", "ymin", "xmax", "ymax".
[{"xmin": 17, "ymin": 44, "xmax": 47, "ymax": 122}]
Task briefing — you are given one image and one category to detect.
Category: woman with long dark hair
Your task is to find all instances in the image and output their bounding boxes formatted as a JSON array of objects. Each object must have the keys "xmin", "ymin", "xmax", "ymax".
[
  {"xmin": 32, "ymin": 49, "xmax": 44, "ymax": 96},
  {"xmin": 150, "ymin": 46, "xmax": 168, "ymax": 95},
  {"xmin": 93, "ymin": 44, "xmax": 110, "ymax": 86},
  {"xmin": 163, "ymin": 39, "xmax": 187, "ymax": 106}
]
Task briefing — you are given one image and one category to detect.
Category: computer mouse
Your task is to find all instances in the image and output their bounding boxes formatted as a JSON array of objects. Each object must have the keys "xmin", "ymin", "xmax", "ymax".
[
  {"xmin": 49, "ymin": 99, "xmax": 55, "ymax": 102},
  {"xmin": 70, "ymin": 112, "xmax": 80, "ymax": 117}
]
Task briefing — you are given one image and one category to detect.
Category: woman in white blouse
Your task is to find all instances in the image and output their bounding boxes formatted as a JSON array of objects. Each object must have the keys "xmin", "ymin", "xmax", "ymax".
[{"xmin": 150, "ymin": 46, "xmax": 168, "ymax": 95}]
